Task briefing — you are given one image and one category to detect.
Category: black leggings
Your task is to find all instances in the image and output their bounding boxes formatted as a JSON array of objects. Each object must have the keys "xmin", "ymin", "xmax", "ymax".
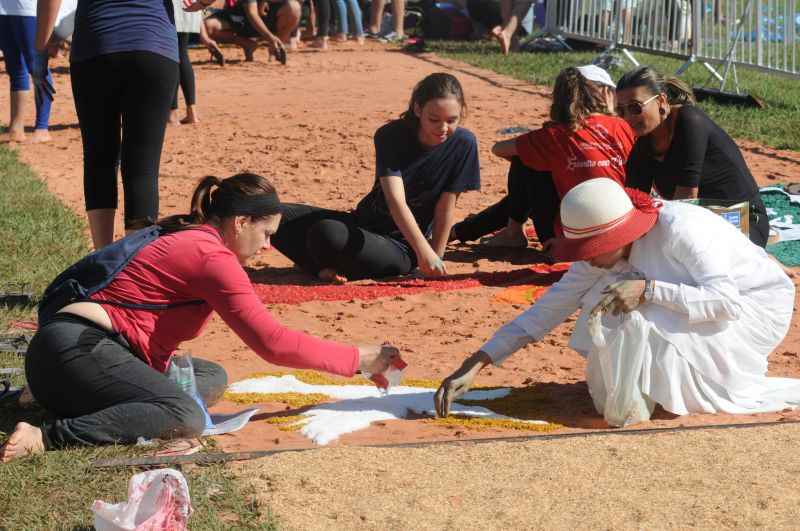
[
  {"xmin": 70, "ymin": 51, "xmax": 179, "ymax": 230},
  {"xmin": 316, "ymin": 0, "xmax": 336, "ymax": 37},
  {"xmin": 25, "ymin": 313, "xmax": 227, "ymax": 449},
  {"xmin": 171, "ymin": 32, "xmax": 196, "ymax": 109},
  {"xmin": 452, "ymin": 158, "xmax": 560, "ymax": 243},
  {"xmin": 272, "ymin": 203, "xmax": 416, "ymax": 280}
]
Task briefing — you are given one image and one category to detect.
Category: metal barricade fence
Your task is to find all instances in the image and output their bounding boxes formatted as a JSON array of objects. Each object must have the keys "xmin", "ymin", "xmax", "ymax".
[{"xmin": 543, "ymin": 0, "xmax": 799, "ymax": 88}]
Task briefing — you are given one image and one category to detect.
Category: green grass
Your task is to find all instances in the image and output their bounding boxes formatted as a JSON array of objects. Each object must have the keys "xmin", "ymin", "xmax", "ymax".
[
  {"xmin": 0, "ymin": 144, "xmax": 88, "ymax": 331},
  {"xmin": 0, "ymin": 145, "xmax": 278, "ymax": 529},
  {"xmin": 424, "ymin": 40, "xmax": 800, "ymax": 151}
]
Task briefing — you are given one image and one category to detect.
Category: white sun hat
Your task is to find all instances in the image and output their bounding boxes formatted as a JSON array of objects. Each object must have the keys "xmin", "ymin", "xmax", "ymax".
[
  {"xmin": 576, "ymin": 64, "xmax": 616, "ymax": 90},
  {"xmin": 551, "ymin": 178, "xmax": 662, "ymax": 261}
]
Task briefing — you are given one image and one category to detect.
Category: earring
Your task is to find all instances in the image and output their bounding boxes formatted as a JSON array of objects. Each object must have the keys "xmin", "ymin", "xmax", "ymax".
[{"xmin": 659, "ymin": 108, "xmax": 666, "ymax": 115}]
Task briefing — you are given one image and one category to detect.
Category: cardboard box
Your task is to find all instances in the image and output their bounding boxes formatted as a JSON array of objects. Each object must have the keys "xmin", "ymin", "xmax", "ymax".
[{"xmin": 680, "ymin": 199, "xmax": 749, "ymax": 237}]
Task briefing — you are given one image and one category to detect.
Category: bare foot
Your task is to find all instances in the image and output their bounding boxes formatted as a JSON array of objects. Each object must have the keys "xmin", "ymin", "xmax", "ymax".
[
  {"xmin": 168, "ymin": 110, "xmax": 181, "ymax": 126},
  {"xmin": 334, "ymin": 33, "xmax": 348, "ymax": 43},
  {"xmin": 318, "ymin": 268, "xmax": 347, "ymax": 284},
  {"xmin": 8, "ymin": 128, "xmax": 26, "ymax": 143},
  {"xmin": 0, "ymin": 422, "xmax": 45, "ymax": 462},
  {"xmin": 180, "ymin": 115, "xmax": 199, "ymax": 125},
  {"xmin": 480, "ymin": 226, "xmax": 529, "ymax": 248},
  {"xmin": 31, "ymin": 129, "xmax": 51, "ymax": 143},
  {"xmin": 288, "ymin": 37, "xmax": 300, "ymax": 51},
  {"xmin": 312, "ymin": 37, "xmax": 329, "ymax": 50},
  {"xmin": 491, "ymin": 25, "xmax": 512, "ymax": 55},
  {"xmin": 356, "ymin": 35, "xmax": 365, "ymax": 45}
]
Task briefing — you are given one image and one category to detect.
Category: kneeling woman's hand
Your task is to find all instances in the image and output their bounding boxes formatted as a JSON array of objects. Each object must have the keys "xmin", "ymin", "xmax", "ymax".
[
  {"xmin": 434, "ymin": 351, "xmax": 492, "ymax": 417},
  {"xmin": 357, "ymin": 344, "xmax": 401, "ymax": 376}
]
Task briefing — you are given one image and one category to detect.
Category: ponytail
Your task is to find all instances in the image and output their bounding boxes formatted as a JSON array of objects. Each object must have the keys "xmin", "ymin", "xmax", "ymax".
[
  {"xmin": 158, "ymin": 173, "xmax": 280, "ymax": 233},
  {"xmin": 550, "ymin": 67, "xmax": 612, "ymax": 130},
  {"xmin": 616, "ymin": 65, "xmax": 695, "ymax": 105}
]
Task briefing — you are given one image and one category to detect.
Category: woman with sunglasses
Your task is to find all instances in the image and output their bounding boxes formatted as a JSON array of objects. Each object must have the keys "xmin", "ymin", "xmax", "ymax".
[{"xmin": 617, "ymin": 66, "xmax": 769, "ymax": 247}]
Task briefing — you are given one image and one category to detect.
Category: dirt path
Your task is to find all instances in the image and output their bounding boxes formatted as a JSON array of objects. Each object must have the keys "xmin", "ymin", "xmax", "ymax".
[{"xmin": 3, "ymin": 46, "xmax": 800, "ymax": 453}]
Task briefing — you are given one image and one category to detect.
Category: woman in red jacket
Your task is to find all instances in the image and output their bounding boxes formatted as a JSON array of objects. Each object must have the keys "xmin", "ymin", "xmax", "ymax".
[{"xmin": 1, "ymin": 172, "xmax": 397, "ymax": 462}]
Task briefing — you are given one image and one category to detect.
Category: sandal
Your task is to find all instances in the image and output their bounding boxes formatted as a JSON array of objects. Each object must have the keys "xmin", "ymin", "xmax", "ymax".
[{"xmin": 209, "ymin": 47, "xmax": 225, "ymax": 66}]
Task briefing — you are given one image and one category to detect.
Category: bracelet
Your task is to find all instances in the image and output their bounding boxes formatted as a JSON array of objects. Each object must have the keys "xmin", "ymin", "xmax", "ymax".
[{"xmin": 643, "ymin": 279, "xmax": 655, "ymax": 302}]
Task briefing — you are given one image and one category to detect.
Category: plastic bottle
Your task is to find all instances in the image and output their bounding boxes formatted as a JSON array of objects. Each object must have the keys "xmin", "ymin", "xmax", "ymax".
[
  {"xmin": 364, "ymin": 356, "xmax": 408, "ymax": 394},
  {"xmin": 168, "ymin": 351, "xmax": 213, "ymax": 430}
]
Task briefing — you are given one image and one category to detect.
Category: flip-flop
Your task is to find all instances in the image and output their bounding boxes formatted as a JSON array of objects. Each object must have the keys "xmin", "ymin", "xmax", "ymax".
[
  {"xmin": 273, "ymin": 47, "xmax": 287, "ymax": 65},
  {"xmin": 209, "ymin": 47, "xmax": 225, "ymax": 66}
]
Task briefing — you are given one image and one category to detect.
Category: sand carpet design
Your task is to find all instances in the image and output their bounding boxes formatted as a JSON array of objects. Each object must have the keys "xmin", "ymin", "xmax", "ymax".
[
  {"xmin": 226, "ymin": 375, "xmax": 553, "ymax": 445},
  {"xmin": 252, "ymin": 263, "xmax": 570, "ymax": 304}
]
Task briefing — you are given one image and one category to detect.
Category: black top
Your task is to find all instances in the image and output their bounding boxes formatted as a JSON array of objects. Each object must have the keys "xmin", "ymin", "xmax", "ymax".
[
  {"xmin": 626, "ymin": 105, "xmax": 759, "ymax": 202},
  {"xmin": 354, "ymin": 119, "xmax": 481, "ymax": 240}
]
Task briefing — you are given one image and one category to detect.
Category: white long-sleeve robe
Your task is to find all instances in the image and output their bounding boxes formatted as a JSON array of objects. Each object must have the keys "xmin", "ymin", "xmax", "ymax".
[{"xmin": 481, "ymin": 201, "xmax": 800, "ymax": 418}]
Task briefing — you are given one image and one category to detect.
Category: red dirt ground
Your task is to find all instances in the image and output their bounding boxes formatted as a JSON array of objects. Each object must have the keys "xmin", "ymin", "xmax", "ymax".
[{"xmin": 4, "ymin": 44, "xmax": 800, "ymax": 451}]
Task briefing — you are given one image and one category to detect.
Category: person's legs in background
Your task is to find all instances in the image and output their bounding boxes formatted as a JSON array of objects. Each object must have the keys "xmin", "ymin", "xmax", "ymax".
[
  {"xmin": 170, "ymin": 32, "xmax": 199, "ymax": 125},
  {"xmin": 0, "ymin": 16, "xmax": 29, "ymax": 143},
  {"xmin": 16, "ymin": 15, "xmax": 53, "ymax": 142},
  {"xmin": 71, "ymin": 55, "xmax": 124, "ymax": 249},
  {"xmin": 274, "ymin": 0, "xmax": 303, "ymax": 44},
  {"xmin": 314, "ymin": 0, "xmax": 335, "ymax": 48},
  {"xmin": 334, "ymin": 0, "xmax": 349, "ymax": 40},
  {"xmin": 367, "ymin": 0, "xmax": 405, "ymax": 40},
  {"xmin": 118, "ymin": 52, "xmax": 179, "ymax": 234},
  {"xmin": 348, "ymin": 0, "xmax": 365, "ymax": 42},
  {"xmin": 491, "ymin": 0, "xmax": 533, "ymax": 54}
]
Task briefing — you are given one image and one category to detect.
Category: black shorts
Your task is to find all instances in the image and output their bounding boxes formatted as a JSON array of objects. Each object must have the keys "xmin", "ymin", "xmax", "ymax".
[{"xmin": 207, "ymin": 1, "xmax": 285, "ymax": 37}]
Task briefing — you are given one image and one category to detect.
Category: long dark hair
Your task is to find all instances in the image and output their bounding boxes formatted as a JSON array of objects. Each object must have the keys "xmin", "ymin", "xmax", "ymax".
[
  {"xmin": 158, "ymin": 172, "xmax": 280, "ymax": 233},
  {"xmin": 616, "ymin": 65, "xmax": 695, "ymax": 105},
  {"xmin": 400, "ymin": 73, "xmax": 467, "ymax": 127},
  {"xmin": 549, "ymin": 67, "xmax": 613, "ymax": 131}
]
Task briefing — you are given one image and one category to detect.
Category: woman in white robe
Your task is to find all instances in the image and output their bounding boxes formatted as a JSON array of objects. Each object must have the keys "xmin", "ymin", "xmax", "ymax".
[{"xmin": 435, "ymin": 177, "xmax": 799, "ymax": 426}]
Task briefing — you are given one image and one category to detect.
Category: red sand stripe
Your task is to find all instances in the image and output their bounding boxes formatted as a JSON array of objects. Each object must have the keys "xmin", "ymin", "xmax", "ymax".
[{"xmin": 253, "ymin": 263, "xmax": 570, "ymax": 304}]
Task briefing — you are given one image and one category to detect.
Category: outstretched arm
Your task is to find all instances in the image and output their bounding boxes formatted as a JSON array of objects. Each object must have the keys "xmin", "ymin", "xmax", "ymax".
[
  {"xmin": 380, "ymin": 175, "xmax": 447, "ymax": 277},
  {"xmin": 430, "ymin": 192, "xmax": 459, "ymax": 257}
]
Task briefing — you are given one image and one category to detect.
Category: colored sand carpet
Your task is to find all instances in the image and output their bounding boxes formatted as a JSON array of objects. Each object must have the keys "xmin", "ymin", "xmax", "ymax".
[
  {"xmin": 252, "ymin": 263, "xmax": 570, "ymax": 305},
  {"xmin": 762, "ymin": 187, "xmax": 800, "ymax": 266}
]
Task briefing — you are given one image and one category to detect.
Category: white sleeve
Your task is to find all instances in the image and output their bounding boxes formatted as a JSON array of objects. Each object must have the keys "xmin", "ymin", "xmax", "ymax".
[
  {"xmin": 648, "ymin": 233, "xmax": 743, "ymax": 323},
  {"xmin": 481, "ymin": 262, "xmax": 603, "ymax": 365}
]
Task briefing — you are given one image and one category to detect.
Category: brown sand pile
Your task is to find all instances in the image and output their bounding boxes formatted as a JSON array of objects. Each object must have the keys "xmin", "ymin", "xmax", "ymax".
[{"xmin": 242, "ymin": 423, "xmax": 800, "ymax": 530}]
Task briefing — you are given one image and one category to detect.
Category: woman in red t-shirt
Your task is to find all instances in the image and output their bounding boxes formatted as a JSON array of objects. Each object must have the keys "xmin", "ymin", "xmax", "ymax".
[
  {"xmin": 1, "ymin": 173, "xmax": 399, "ymax": 462},
  {"xmin": 451, "ymin": 65, "xmax": 635, "ymax": 249}
]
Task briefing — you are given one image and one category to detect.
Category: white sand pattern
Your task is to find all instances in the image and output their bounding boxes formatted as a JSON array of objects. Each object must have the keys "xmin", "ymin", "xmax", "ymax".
[{"xmin": 227, "ymin": 375, "xmax": 550, "ymax": 445}]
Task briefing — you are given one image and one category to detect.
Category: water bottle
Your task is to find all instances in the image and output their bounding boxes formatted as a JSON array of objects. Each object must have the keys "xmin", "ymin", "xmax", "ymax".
[
  {"xmin": 168, "ymin": 351, "xmax": 213, "ymax": 430},
  {"xmin": 168, "ymin": 351, "xmax": 198, "ymax": 396}
]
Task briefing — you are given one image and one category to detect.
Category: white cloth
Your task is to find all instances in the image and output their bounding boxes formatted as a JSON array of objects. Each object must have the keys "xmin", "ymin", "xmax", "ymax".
[
  {"xmin": 172, "ymin": 0, "xmax": 201, "ymax": 34},
  {"xmin": 0, "ymin": 0, "xmax": 77, "ymax": 29},
  {"xmin": 0, "ymin": 0, "xmax": 36, "ymax": 17},
  {"xmin": 482, "ymin": 201, "xmax": 800, "ymax": 416}
]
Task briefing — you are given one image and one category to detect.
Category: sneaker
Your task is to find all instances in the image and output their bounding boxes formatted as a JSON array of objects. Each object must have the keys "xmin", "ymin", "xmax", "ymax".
[{"xmin": 379, "ymin": 31, "xmax": 406, "ymax": 43}]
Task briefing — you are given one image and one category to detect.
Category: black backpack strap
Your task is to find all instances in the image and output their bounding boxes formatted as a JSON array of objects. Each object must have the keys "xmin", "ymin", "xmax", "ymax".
[{"xmin": 94, "ymin": 299, "xmax": 206, "ymax": 312}]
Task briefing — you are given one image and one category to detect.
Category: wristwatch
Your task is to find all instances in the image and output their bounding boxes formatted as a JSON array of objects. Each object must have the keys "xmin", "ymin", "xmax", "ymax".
[{"xmin": 643, "ymin": 279, "xmax": 655, "ymax": 302}]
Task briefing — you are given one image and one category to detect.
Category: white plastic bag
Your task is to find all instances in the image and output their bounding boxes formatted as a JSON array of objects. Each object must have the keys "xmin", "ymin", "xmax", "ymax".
[
  {"xmin": 92, "ymin": 469, "xmax": 192, "ymax": 531},
  {"xmin": 587, "ymin": 309, "xmax": 655, "ymax": 427}
]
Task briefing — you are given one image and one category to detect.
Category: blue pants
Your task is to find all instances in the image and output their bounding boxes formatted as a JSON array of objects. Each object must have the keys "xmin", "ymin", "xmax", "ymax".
[
  {"xmin": 335, "ymin": 0, "xmax": 364, "ymax": 36},
  {"xmin": 0, "ymin": 15, "xmax": 53, "ymax": 130}
]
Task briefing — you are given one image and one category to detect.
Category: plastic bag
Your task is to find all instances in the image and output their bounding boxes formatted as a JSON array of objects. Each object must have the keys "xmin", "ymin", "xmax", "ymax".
[
  {"xmin": 362, "ymin": 355, "xmax": 408, "ymax": 394},
  {"xmin": 92, "ymin": 469, "xmax": 192, "ymax": 531},
  {"xmin": 587, "ymin": 309, "xmax": 655, "ymax": 427}
]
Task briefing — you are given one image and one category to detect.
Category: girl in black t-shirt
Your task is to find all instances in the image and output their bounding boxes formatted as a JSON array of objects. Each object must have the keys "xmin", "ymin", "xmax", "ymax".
[
  {"xmin": 617, "ymin": 66, "xmax": 768, "ymax": 247},
  {"xmin": 272, "ymin": 73, "xmax": 481, "ymax": 282}
]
